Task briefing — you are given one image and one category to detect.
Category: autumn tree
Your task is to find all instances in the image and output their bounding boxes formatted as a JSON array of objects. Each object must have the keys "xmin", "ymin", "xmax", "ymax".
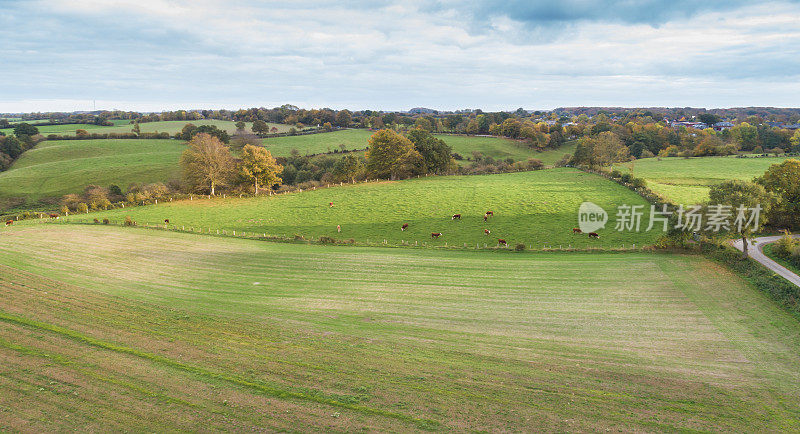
[
  {"xmin": 755, "ymin": 159, "xmax": 800, "ymax": 229},
  {"xmin": 252, "ymin": 120, "xmax": 270, "ymax": 136},
  {"xmin": 235, "ymin": 121, "xmax": 246, "ymax": 131},
  {"xmin": 365, "ymin": 129, "xmax": 423, "ymax": 180},
  {"xmin": 571, "ymin": 131, "xmax": 629, "ymax": 166},
  {"xmin": 238, "ymin": 145, "xmax": 282, "ymax": 194},
  {"xmin": 180, "ymin": 133, "xmax": 234, "ymax": 195},
  {"xmin": 335, "ymin": 110, "xmax": 351, "ymax": 127}
]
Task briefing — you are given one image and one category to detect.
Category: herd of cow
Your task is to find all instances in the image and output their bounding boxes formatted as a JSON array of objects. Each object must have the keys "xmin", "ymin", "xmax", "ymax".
[{"xmin": 5, "ymin": 213, "xmax": 60, "ymax": 227}]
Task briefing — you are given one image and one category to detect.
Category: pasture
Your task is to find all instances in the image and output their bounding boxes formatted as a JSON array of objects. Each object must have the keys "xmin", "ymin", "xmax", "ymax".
[
  {"xmin": 615, "ymin": 156, "xmax": 794, "ymax": 205},
  {"xmin": 262, "ymin": 129, "xmax": 374, "ymax": 155},
  {"xmin": 0, "ymin": 139, "xmax": 184, "ymax": 209},
  {"xmin": 68, "ymin": 169, "xmax": 661, "ymax": 249},
  {"xmin": 1, "ymin": 120, "xmax": 296, "ymax": 137},
  {"xmin": 0, "ymin": 224, "xmax": 799, "ymax": 431}
]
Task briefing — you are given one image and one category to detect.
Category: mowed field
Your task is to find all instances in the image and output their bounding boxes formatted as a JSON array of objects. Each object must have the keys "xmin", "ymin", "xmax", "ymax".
[
  {"xmin": 69, "ymin": 169, "xmax": 660, "ymax": 249},
  {"xmin": 0, "ymin": 225, "xmax": 799, "ymax": 431},
  {"xmin": 1, "ymin": 120, "xmax": 296, "ymax": 137},
  {"xmin": 0, "ymin": 139, "xmax": 184, "ymax": 207},
  {"xmin": 616, "ymin": 156, "xmax": 795, "ymax": 205}
]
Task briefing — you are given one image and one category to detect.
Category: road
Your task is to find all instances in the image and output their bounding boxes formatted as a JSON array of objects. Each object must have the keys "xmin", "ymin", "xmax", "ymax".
[{"xmin": 732, "ymin": 234, "xmax": 800, "ymax": 288}]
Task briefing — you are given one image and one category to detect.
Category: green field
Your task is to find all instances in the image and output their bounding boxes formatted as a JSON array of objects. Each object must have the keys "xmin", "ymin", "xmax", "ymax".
[
  {"xmin": 0, "ymin": 139, "xmax": 184, "ymax": 208},
  {"xmin": 68, "ymin": 169, "xmax": 660, "ymax": 249},
  {"xmin": 615, "ymin": 156, "xmax": 795, "ymax": 205},
  {"xmin": 262, "ymin": 129, "xmax": 374, "ymax": 155},
  {"xmin": 1, "ymin": 120, "xmax": 296, "ymax": 137},
  {"xmin": 1, "ymin": 224, "xmax": 799, "ymax": 431}
]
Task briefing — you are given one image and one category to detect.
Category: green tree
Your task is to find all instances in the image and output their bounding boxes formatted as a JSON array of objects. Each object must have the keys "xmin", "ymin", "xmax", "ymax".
[
  {"xmin": 698, "ymin": 113, "xmax": 720, "ymax": 126},
  {"xmin": 406, "ymin": 128, "xmax": 456, "ymax": 174},
  {"xmin": 755, "ymin": 159, "xmax": 800, "ymax": 229},
  {"xmin": 365, "ymin": 129, "xmax": 423, "ymax": 180},
  {"xmin": 732, "ymin": 122, "xmax": 758, "ymax": 151},
  {"xmin": 252, "ymin": 120, "xmax": 269, "ymax": 136},
  {"xmin": 708, "ymin": 180, "xmax": 773, "ymax": 258},
  {"xmin": 235, "ymin": 121, "xmax": 246, "ymax": 131},
  {"xmin": 413, "ymin": 117, "xmax": 433, "ymax": 132},
  {"xmin": 331, "ymin": 154, "xmax": 365, "ymax": 183},
  {"xmin": 180, "ymin": 133, "xmax": 234, "ymax": 195},
  {"xmin": 238, "ymin": 145, "xmax": 282, "ymax": 194},
  {"xmin": 570, "ymin": 132, "xmax": 629, "ymax": 166},
  {"xmin": 13, "ymin": 123, "xmax": 39, "ymax": 137}
]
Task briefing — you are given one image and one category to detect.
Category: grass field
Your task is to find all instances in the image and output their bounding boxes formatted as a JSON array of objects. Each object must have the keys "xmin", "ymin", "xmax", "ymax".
[
  {"xmin": 0, "ymin": 224, "xmax": 799, "ymax": 431},
  {"xmin": 763, "ymin": 242, "xmax": 800, "ymax": 277},
  {"xmin": 68, "ymin": 169, "xmax": 660, "ymax": 249},
  {"xmin": 0, "ymin": 139, "xmax": 184, "ymax": 208},
  {"xmin": 615, "ymin": 156, "xmax": 795, "ymax": 205},
  {"xmin": 262, "ymin": 130, "xmax": 577, "ymax": 164},
  {"xmin": 1, "ymin": 120, "xmax": 296, "ymax": 137}
]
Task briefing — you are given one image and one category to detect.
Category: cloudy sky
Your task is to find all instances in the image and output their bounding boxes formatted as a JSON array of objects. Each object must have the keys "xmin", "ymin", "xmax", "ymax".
[{"xmin": 1, "ymin": 0, "xmax": 799, "ymax": 113}]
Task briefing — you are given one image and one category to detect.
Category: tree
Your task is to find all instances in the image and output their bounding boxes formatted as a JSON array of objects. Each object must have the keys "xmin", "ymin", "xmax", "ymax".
[
  {"xmin": 698, "ymin": 113, "xmax": 720, "ymax": 126},
  {"xmin": 238, "ymin": 145, "xmax": 282, "ymax": 194},
  {"xmin": 732, "ymin": 122, "xmax": 758, "ymax": 151},
  {"xmin": 331, "ymin": 154, "xmax": 365, "ymax": 182},
  {"xmin": 0, "ymin": 136, "xmax": 23, "ymax": 159},
  {"xmin": 252, "ymin": 120, "xmax": 269, "ymax": 136},
  {"xmin": 708, "ymin": 180, "xmax": 773, "ymax": 258},
  {"xmin": 180, "ymin": 123, "xmax": 230, "ymax": 143},
  {"xmin": 131, "ymin": 122, "xmax": 140, "ymax": 135},
  {"xmin": 755, "ymin": 159, "xmax": 800, "ymax": 229},
  {"xmin": 180, "ymin": 133, "xmax": 234, "ymax": 195},
  {"xmin": 571, "ymin": 131, "xmax": 629, "ymax": 166},
  {"xmin": 13, "ymin": 123, "xmax": 39, "ymax": 137},
  {"xmin": 0, "ymin": 119, "xmax": 10, "ymax": 129},
  {"xmin": 235, "ymin": 121, "xmax": 246, "ymax": 131},
  {"xmin": 414, "ymin": 117, "xmax": 433, "ymax": 132},
  {"xmin": 406, "ymin": 128, "xmax": 456, "ymax": 174},
  {"xmin": 335, "ymin": 110, "xmax": 351, "ymax": 127},
  {"xmin": 365, "ymin": 129, "xmax": 423, "ymax": 180}
]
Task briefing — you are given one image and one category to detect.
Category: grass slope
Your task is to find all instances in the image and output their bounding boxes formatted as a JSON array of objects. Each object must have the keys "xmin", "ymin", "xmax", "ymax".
[
  {"xmin": 1, "ymin": 120, "xmax": 296, "ymax": 137},
  {"xmin": 616, "ymin": 156, "xmax": 794, "ymax": 205},
  {"xmin": 763, "ymin": 242, "xmax": 800, "ymax": 277},
  {"xmin": 0, "ymin": 225, "xmax": 799, "ymax": 431},
  {"xmin": 71, "ymin": 168, "xmax": 660, "ymax": 248},
  {"xmin": 0, "ymin": 139, "xmax": 184, "ymax": 206}
]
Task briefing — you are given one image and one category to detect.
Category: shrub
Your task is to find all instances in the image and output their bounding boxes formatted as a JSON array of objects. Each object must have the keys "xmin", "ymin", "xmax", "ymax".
[
  {"xmin": 124, "ymin": 216, "xmax": 135, "ymax": 226},
  {"xmin": 76, "ymin": 203, "xmax": 88, "ymax": 214},
  {"xmin": 773, "ymin": 232, "xmax": 797, "ymax": 257},
  {"xmin": 102, "ymin": 218, "xmax": 109, "ymax": 225},
  {"xmin": 93, "ymin": 218, "xmax": 99, "ymax": 224},
  {"xmin": 514, "ymin": 243, "xmax": 526, "ymax": 251},
  {"xmin": 609, "ymin": 170, "xmax": 622, "ymax": 178},
  {"xmin": 318, "ymin": 236, "xmax": 336, "ymax": 244}
]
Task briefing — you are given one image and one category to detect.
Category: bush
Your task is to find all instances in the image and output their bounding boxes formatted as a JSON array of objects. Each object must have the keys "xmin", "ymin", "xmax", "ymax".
[
  {"xmin": 102, "ymin": 218, "xmax": 109, "ymax": 225},
  {"xmin": 318, "ymin": 236, "xmax": 336, "ymax": 244},
  {"xmin": 124, "ymin": 216, "xmax": 135, "ymax": 226},
  {"xmin": 514, "ymin": 243, "xmax": 526, "ymax": 251},
  {"xmin": 76, "ymin": 203, "xmax": 88, "ymax": 214},
  {"xmin": 773, "ymin": 232, "xmax": 797, "ymax": 257},
  {"xmin": 93, "ymin": 218, "xmax": 99, "ymax": 224}
]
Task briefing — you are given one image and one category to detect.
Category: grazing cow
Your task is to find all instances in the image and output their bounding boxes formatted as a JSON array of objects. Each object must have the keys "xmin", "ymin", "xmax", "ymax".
[
  {"xmin": 5, "ymin": 220, "xmax": 12, "ymax": 226},
  {"xmin": 484, "ymin": 229, "xmax": 491, "ymax": 235},
  {"xmin": 401, "ymin": 223, "xmax": 409, "ymax": 231},
  {"xmin": 329, "ymin": 202, "xmax": 334, "ymax": 207},
  {"xmin": 48, "ymin": 213, "xmax": 59, "ymax": 219},
  {"xmin": 572, "ymin": 227, "xmax": 582, "ymax": 234},
  {"xmin": 486, "ymin": 211, "xmax": 494, "ymax": 217},
  {"xmin": 164, "ymin": 219, "xmax": 170, "ymax": 224},
  {"xmin": 337, "ymin": 225, "xmax": 341, "ymax": 233},
  {"xmin": 431, "ymin": 232, "xmax": 442, "ymax": 239},
  {"xmin": 588, "ymin": 232, "xmax": 600, "ymax": 239},
  {"xmin": 483, "ymin": 214, "xmax": 488, "ymax": 222},
  {"xmin": 452, "ymin": 214, "xmax": 461, "ymax": 220},
  {"xmin": 497, "ymin": 238, "xmax": 507, "ymax": 246}
]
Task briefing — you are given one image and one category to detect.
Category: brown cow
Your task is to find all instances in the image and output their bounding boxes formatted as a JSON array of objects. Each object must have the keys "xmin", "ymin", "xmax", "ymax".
[
  {"xmin": 5, "ymin": 220, "xmax": 12, "ymax": 226},
  {"xmin": 48, "ymin": 213, "xmax": 59, "ymax": 219},
  {"xmin": 329, "ymin": 202, "xmax": 334, "ymax": 207},
  {"xmin": 401, "ymin": 223, "xmax": 409, "ymax": 231},
  {"xmin": 452, "ymin": 214, "xmax": 461, "ymax": 220},
  {"xmin": 431, "ymin": 232, "xmax": 442, "ymax": 239},
  {"xmin": 164, "ymin": 219, "xmax": 170, "ymax": 224},
  {"xmin": 572, "ymin": 228, "xmax": 582, "ymax": 234},
  {"xmin": 483, "ymin": 214, "xmax": 488, "ymax": 222},
  {"xmin": 484, "ymin": 229, "xmax": 491, "ymax": 235},
  {"xmin": 497, "ymin": 238, "xmax": 507, "ymax": 246},
  {"xmin": 588, "ymin": 232, "xmax": 600, "ymax": 239},
  {"xmin": 485, "ymin": 211, "xmax": 494, "ymax": 217}
]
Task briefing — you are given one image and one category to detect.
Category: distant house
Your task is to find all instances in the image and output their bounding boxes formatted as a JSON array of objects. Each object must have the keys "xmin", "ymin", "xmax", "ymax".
[
  {"xmin": 712, "ymin": 121, "xmax": 734, "ymax": 131},
  {"xmin": 785, "ymin": 124, "xmax": 800, "ymax": 130},
  {"xmin": 766, "ymin": 121, "xmax": 785, "ymax": 128},
  {"xmin": 270, "ymin": 126, "xmax": 278, "ymax": 133}
]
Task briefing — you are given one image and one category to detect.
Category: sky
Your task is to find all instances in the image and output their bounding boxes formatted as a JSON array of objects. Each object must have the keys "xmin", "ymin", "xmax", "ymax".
[{"xmin": 1, "ymin": 0, "xmax": 799, "ymax": 113}]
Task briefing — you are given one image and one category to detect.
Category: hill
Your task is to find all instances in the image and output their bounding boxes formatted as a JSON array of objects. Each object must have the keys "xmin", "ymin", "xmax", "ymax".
[
  {"xmin": 0, "ymin": 139, "xmax": 184, "ymax": 210},
  {"xmin": 616, "ymin": 156, "xmax": 795, "ymax": 204},
  {"xmin": 1, "ymin": 224, "xmax": 799, "ymax": 431},
  {"xmin": 67, "ymin": 168, "xmax": 660, "ymax": 249},
  {"xmin": 1, "ymin": 120, "xmax": 296, "ymax": 137}
]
